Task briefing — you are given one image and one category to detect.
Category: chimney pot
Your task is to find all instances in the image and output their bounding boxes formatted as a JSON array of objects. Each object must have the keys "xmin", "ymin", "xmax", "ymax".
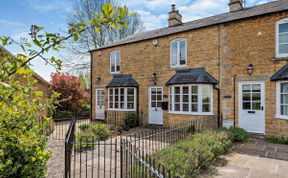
[{"xmin": 168, "ymin": 4, "xmax": 182, "ymax": 27}]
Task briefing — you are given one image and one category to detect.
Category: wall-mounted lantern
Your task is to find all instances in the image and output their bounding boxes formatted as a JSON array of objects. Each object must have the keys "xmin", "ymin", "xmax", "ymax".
[
  {"xmin": 151, "ymin": 73, "xmax": 157, "ymax": 85},
  {"xmin": 96, "ymin": 75, "xmax": 101, "ymax": 84},
  {"xmin": 246, "ymin": 64, "xmax": 254, "ymax": 75}
]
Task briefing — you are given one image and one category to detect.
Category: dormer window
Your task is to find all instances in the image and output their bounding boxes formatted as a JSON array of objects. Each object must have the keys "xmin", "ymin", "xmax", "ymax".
[
  {"xmin": 276, "ymin": 18, "xmax": 288, "ymax": 58},
  {"xmin": 170, "ymin": 39, "xmax": 187, "ymax": 68},
  {"xmin": 110, "ymin": 51, "xmax": 120, "ymax": 74}
]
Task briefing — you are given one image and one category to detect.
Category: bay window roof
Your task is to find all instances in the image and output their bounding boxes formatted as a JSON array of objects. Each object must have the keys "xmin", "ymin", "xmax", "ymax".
[
  {"xmin": 166, "ymin": 68, "xmax": 218, "ymax": 86},
  {"xmin": 271, "ymin": 64, "xmax": 288, "ymax": 81},
  {"xmin": 107, "ymin": 74, "xmax": 139, "ymax": 88}
]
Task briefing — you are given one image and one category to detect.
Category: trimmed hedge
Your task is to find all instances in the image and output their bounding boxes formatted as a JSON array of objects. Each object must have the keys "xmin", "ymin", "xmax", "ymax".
[{"xmin": 153, "ymin": 130, "xmax": 232, "ymax": 177}]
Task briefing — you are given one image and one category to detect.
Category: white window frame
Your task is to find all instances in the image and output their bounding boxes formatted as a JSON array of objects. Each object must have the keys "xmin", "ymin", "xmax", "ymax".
[
  {"xmin": 276, "ymin": 81, "xmax": 288, "ymax": 120},
  {"xmin": 170, "ymin": 39, "xmax": 187, "ymax": 68},
  {"xmin": 108, "ymin": 87, "xmax": 136, "ymax": 111},
  {"xmin": 168, "ymin": 84, "xmax": 213, "ymax": 115},
  {"xmin": 276, "ymin": 18, "xmax": 288, "ymax": 58},
  {"xmin": 110, "ymin": 51, "xmax": 121, "ymax": 74}
]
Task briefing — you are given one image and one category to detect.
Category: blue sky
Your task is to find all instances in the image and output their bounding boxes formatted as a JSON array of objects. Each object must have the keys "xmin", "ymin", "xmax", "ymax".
[{"xmin": 0, "ymin": 0, "xmax": 273, "ymax": 82}]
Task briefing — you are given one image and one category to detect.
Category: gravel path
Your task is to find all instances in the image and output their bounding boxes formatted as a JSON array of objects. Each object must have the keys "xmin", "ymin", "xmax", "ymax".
[{"xmin": 46, "ymin": 138, "xmax": 65, "ymax": 178}]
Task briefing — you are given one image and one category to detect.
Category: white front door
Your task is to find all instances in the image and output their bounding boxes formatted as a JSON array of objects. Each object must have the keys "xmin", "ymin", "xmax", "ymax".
[
  {"xmin": 238, "ymin": 81, "xmax": 265, "ymax": 134},
  {"xmin": 149, "ymin": 87, "xmax": 163, "ymax": 125},
  {"xmin": 96, "ymin": 89, "xmax": 105, "ymax": 120}
]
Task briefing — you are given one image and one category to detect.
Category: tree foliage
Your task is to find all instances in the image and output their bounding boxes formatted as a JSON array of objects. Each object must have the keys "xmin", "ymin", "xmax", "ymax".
[
  {"xmin": 0, "ymin": 3, "xmax": 133, "ymax": 177},
  {"xmin": 64, "ymin": 0, "xmax": 144, "ymax": 74},
  {"xmin": 51, "ymin": 73, "xmax": 89, "ymax": 113}
]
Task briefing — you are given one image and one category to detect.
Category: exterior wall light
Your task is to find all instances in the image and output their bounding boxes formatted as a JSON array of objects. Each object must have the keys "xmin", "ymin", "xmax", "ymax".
[
  {"xmin": 247, "ymin": 64, "xmax": 254, "ymax": 75},
  {"xmin": 151, "ymin": 73, "xmax": 157, "ymax": 85},
  {"xmin": 96, "ymin": 75, "xmax": 101, "ymax": 84}
]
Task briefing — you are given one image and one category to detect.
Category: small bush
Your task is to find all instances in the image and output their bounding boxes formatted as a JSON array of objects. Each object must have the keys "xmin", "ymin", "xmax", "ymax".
[
  {"xmin": 115, "ymin": 126, "xmax": 123, "ymax": 134},
  {"xmin": 229, "ymin": 127, "xmax": 250, "ymax": 142},
  {"xmin": 78, "ymin": 123, "xmax": 90, "ymax": 132},
  {"xmin": 124, "ymin": 113, "xmax": 139, "ymax": 128},
  {"xmin": 265, "ymin": 136, "xmax": 288, "ymax": 145},
  {"xmin": 75, "ymin": 132, "xmax": 95, "ymax": 151},
  {"xmin": 89, "ymin": 124, "xmax": 110, "ymax": 141},
  {"xmin": 153, "ymin": 130, "xmax": 232, "ymax": 177}
]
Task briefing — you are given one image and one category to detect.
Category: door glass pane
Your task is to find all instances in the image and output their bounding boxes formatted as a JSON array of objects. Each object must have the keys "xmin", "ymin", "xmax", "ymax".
[
  {"xmin": 243, "ymin": 102, "xmax": 251, "ymax": 110},
  {"xmin": 242, "ymin": 93, "xmax": 251, "ymax": 101},
  {"xmin": 252, "ymin": 102, "xmax": 261, "ymax": 110},
  {"xmin": 281, "ymin": 83, "xmax": 288, "ymax": 93},
  {"xmin": 242, "ymin": 84, "xmax": 251, "ymax": 92},
  {"xmin": 279, "ymin": 23, "xmax": 288, "ymax": 33},
  {"xmin": 157, "ymin": 102, "xmax": 162, "ymax": 107},
  {"xmin": 151, "ymin": 102, "xmax": 156, "ymax": 107},
  {"xmin": 252, "ymin": 84, "xmax": 261, "ymax": 92},
  {"xmin": 252, "ymin": 93, "xmax": 261, "ymax": 101},
  {"xmin": 157, "ymin": 95, "xmax": 162, "ymax": 101},
  {"xmin": 152, "ymin": 95, "xmax": 156, "ymax": 101}
]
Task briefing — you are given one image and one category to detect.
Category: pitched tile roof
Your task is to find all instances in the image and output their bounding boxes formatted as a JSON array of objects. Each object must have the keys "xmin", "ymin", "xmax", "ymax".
[
  {"xmin": 166, "ymin": 68, "xmax": 218, "ymax": 86},
  {"xmin": 91, "ymin": 0, "xmax": 288, "ymax": 52},
  {"xmin": 271, "ymin": 64, "xmax": 288, "ymax": 81},
  {"xmin": 106, "ymin": 74, "xmax": 139, "ymax": 87}
]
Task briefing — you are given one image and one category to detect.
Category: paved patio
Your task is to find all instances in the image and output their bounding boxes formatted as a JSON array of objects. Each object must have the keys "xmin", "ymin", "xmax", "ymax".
[{"xmin": 202, "ymin": 138, "xmax": 288, "ymax": 178}]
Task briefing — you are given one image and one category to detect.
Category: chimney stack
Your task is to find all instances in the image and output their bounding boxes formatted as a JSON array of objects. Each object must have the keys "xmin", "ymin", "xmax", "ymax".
[
  {"xmin": 168, "ymin": 4, "xmax": 182, "ymax": 27},
  {"xmin": 229, "ymin": 0, "xmax": 243, "ymax": 12}
]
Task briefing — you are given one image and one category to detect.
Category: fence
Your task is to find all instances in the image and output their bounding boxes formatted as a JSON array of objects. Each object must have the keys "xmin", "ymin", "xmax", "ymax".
[{"xmin": 64, "ymin": 116, "xmax": 216, "ymax": 178}]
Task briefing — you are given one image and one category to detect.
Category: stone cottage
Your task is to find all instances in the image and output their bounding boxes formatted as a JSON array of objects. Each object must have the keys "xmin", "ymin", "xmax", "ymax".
[{"xmin": 90, "ymin": 0, "xmax": 288, "ymax": 136}]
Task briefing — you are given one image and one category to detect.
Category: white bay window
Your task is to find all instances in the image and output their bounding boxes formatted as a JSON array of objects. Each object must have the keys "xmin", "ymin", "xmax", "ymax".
[
  {"xmin": 276, "ymin": 81, "xmax": 288, "ymax": 119},
  {"xmin": 169, "ymin": 85, "xmax": 213, "ymax": 115},
  {"xmin": 108, "ymin": 87, "xmax": 136, "ymax": 111}
]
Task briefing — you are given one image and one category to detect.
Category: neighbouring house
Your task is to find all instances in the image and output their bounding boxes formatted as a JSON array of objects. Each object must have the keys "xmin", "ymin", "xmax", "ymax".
[
  {"xmin": 0, "ymin": 46, "xmax": 51, "ymax": 118},
  {"xmin": 90, "ymin": 0, "xmax": 288, "ymax": 137}
]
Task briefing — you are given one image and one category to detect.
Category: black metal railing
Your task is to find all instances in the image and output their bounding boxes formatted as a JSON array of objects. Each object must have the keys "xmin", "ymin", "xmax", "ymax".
[{"xmin": 63, "ymin": 117, "xmax": 217, "ymax": 178}]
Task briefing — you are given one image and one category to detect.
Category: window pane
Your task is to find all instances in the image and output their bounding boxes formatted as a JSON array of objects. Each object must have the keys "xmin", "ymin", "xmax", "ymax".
[
  {"xmin": 179, "ymin": 41, "xmax": 186, "ymax": 65},
  {"xmin": 281, "ymin": 94, "xmax": 288, "ymax": 104},
  {"xmin": 127, "ymin": 95, "xmax": 134, "ymax": 102},
  {"xmin": 191, "ymin": 86, "xmax": 198, "ymax": 94},
  {"xmin": 175, "ymin": 95, "xmax": 180, "ymax": 102},
  {"xmin": 242, "ymin": 84, "xmax": 251, "ymax": 92},
  {"xmin": 191, "ymin": 95, "xmax": 198, "ymax": 102},
  {"xmin": 183, "ymin": 95, "xmax": 189, "ymax": 102},
  {"xmin": 202, "ymin": 104, "xmax": 210, "ymax": 112},
  {"xmin": 281, "ymin": 105, "xmax": 288, "ymax": 116},
  {"xmin": 171, "ymin": 42, "xmax": 178, "ymax": 66},
  {"xmin": 191, "ymin": 104, "xmax": 198, "ymax": 112},
  {"xmin": 174, "ymin": 104, "xmax": 180, "ymax": 111},
  {"xmin": 202, "ymin": 96, "xmax": 210, "ymax": 103},
  {"xmin": 252, "ymin": 102, "xmax": 261, "ymax": 110},
  {"xmin": 281, "ymin": 83, "xmax": 288, "ymax": 93},
  {"xmin": 174, "ymin": 87, "xmax": 180, "ymax": 94},
  {"xmin": 183, "ymin": 86, "xmax": 189, "ymax": 94},
  {"xmin": 252, "ymin": 93, "xmax": 261, "ymax": 101},
  {"xmin": 183, "ymin": 104, "xmax": 189, "ymax": 111},
  {"xmin": 202, "ymin": 86, "xmax": 210, "ymax": 96},
  {"xmin": 242, "ymin": 93, "xmax": 251, "ymax": 101},
  {"xmin": 243, "ymin": 102, "xmax": 251, "ymax": 110},
  {"xmin": 120, "ymin": 103, "xmax": 124, "ymax": 109},
  {"xmin": 279, "ymin": 23, "xmax": 288, "ymax": 33},
  {"xmin": 128, "ymin": 103, "xmax": 134, "ymax": 109},
  {"xmin": 111, "ymin": 66, "xmax": 115, "ymax": 72},
  {"xmin": 279, "ymin": 33, "xmax": 288, "ymax": 44},
  {"xmin": 128, "ymin": 88, "xmax": 134, "ymax": 95},
  {"xmin": 279, "ymin": 44, "xmax": 288, "ymax": 54}
]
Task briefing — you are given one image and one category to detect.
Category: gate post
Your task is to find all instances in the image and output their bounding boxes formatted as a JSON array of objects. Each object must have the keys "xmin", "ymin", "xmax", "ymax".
[{"xmin": 120, "ymin": 138, "xmax": 123, "ymax": 178}]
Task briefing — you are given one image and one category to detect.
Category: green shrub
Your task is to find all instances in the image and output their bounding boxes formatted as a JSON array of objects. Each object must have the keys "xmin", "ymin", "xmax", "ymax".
[
  {"xmin": 78, "ymin": 123, "xmax": 90, "ymax": 132},
  {"xmin": 124, "ymin": 112, "xmax": 139, "ymax": 128},
  {"xmin": 75, "ymin": 132, "xmax": 95, "ymax": 151},
  {"xmin": 89, "ymin": 124, "xmax": 110, "ymax": 141},
  {"xmin": 265, "ymin": 136, "xmax": 288, "ymax": 145},
  {"xmin": 81, "ymin": 104, "xmax": 90, "ymax": 111},
  {"xmin": 153, "ymin": 130, "xmax": 232, "ymax": 177},
  {"xmin": 229, "ymin": 127, "xmax": 250, "ymax": 142},
  {"xmin": 53, "ymin": 110, "xmax": 72, "ymax": 119}
]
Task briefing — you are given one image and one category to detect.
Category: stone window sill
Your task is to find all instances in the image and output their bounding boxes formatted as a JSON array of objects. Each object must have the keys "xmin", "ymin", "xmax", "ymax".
[{"xmin": 272, "ymin": 57, "xmax": 288, "ymax": 61}]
